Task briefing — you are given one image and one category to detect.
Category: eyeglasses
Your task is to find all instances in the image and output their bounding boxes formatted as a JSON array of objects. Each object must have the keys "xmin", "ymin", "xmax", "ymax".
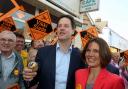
[{"xmin": 0, "ymin": 38, "xmax": 15, "ymax": 43}]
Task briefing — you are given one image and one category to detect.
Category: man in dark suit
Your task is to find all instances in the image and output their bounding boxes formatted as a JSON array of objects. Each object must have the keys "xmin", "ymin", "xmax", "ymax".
[
  {"xmin": 106, "ymin": 63, "xmax": 119, "ymax": 75},
  {"xmin": 23, "ymin": 15, "xmax": 86, "ymax": 89}
]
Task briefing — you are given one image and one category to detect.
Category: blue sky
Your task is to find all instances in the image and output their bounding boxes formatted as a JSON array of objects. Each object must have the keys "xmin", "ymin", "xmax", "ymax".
[{"xmin": 89, "ymin": 0, "xmax": 128, "ymax": 40}]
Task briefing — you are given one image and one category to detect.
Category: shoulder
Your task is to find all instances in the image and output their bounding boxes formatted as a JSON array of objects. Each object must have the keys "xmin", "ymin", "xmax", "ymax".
[
  {"xmin": 71, "ymin": 48, "xmax": 82, "ymax": 58},
  {"xmin": 72, "ymin": 47, "xmax": 81, "ymax": 53},
  {"xmin": 39, "ymin": 45, "xmax": 55, "ymax": 50},
  {"xmin": 75, "ymin": 69, "xmax": 88, "ymax": 83},
  {"xmin": 38, "ymin": 45, "xmax": 55, "ymax": 53},
  {"xmin": 109, "ymin": 73, "xmax": 124, "ymax": 82},
  {"xmin": 106, "ymin": 72, "xmax": 125, "ymax": 88},
  {"xmin": 75, "ymin": 69, "xmax": 87, "ymax": 76},
  {"xmin": 14, "ymin": 51, "xmax": 22, "ymax": 60},
  {"xmin": 106, "ymin": 64, "xmax": 119, "ymax": 75}
]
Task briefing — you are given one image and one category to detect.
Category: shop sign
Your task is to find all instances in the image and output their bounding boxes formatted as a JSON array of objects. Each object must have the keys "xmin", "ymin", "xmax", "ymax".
[
  {"xmin": 48, "ymin": 0, "xmax": 79, "ymax": 16},
  {"xmin": 80, "ymin": 0, "xmax": 100, "ymax": 12}
]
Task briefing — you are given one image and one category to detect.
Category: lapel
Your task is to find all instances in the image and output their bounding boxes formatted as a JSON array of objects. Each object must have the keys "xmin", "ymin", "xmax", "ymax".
[
  {"xmin": 48, "ymin": 45, "xmax": 56, "ymax": 87},
  {"xmin": 9, "ymin": 53, "xmax": 21, "ymax": 75},
  {"xmin": 0, "ymin": 52, "xmax": 21, "ymax": 78},
  {"xmin": 67, "ymin": 48, "xmax": 75, "ymax": 82},
  {"xmin": 66, "ymin": 48, "xmax": 80, "ymax": 87},
  {"xmin": 93, "ymin": 68, "xmax": 108, "ymax": 89},
  {"xmin": 0, "ymin": 54, "xmax": 2, "ymax": 77},
  {"xmin": 84, "ymin": 69, "xmax": 90, "ymax": 89}
]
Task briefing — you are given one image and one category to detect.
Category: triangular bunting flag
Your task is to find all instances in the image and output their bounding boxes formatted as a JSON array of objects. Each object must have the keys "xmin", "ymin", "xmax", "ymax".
[
  {"xmin": 86, "ymin": 26, "xmax": 98, "ymax": 37},
  {"xmin": 81, "ymin": 35, "xmax": 89, "ymax": 47},
  {"xmin": 80, "ymin": 30, "xmax": 89, "ymax": 47},
  {"xmin": 80, "ymin": 30, "xmax": 87, "ymax": 38}
]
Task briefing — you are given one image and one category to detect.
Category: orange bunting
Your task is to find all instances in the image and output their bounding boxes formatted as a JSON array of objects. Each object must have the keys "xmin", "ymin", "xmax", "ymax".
[
  {"xmin": 81, "ymin": 36, "xmax": 89, "ymax": 47},
  {"xmin": 86, "ymin": 26, "xmax": 98, "ymax": 37}
]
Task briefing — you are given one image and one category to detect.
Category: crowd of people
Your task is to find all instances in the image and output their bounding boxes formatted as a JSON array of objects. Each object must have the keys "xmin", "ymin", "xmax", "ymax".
[{"xmin": 0, "ymin": 15, "xmax": 128, "ymax": 89}]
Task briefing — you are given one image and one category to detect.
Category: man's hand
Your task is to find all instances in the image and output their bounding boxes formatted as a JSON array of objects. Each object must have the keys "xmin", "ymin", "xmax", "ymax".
[
  {"xmin": 23, "ymin": 67, "xmax": 37, "ymax": 81},
  {"xmin": 23, "ymin": 62, "xmax": 38, "ymax": 81}
]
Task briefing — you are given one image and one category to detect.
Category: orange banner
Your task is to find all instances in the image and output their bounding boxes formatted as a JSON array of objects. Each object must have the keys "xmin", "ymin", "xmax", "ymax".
[
  {"xmin": 0, "ymin": 0, "xmax": 20, "ymax": 21},
  {"xmin": 0, "ymin": 16, "xmax": 16, "ymax": 32},
  {"xmin": 27, "ymin": 10, "xmax": 53, "ymax": 40}
]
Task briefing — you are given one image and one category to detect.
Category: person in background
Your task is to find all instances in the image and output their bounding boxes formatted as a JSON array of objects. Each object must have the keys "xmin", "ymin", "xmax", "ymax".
[
  {"xmin": 119, "ymin": 56, "xmax": 128, "ymax": 88},
  {"xmin": 106, "ymin": 52, "xmax": 120, "ymax": 75},
  {"xmin": 44, "ymin": 40, "xmax": 51, "ymax": 46},
  {"xmin": 31, "ymin": 40, "xmax": 45, "ymax": 49},
  {"xmin": 28, "ymin": 39, "xmax": 44, "ymax": 62},
  {"xmin": 28, "ymin": 48, "xmax": 38, "ymax": 62},
  {"xmin": 75, "ymin": 37, "xmax": 125, "ymax": 89},
  {"xmin": 23, "ymin": 15, "xmax": 86, "ymax": 89},
  {"xmin": 0, "ymin": 30, "xmax": 25, "ymax": 89},
  {"xmin": 111, "ymin": 52, "xmax": 121, "ymax": 68},
  {"xmin": 27, "ymin": 39, "xmax": 45, "ymax": 89},
  {"xmin": 14, "ymin": 32, "xmax": 28, "ymax": 68}
]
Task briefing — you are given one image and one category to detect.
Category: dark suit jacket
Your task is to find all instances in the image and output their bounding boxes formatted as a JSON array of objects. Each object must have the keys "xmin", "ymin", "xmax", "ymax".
[
  {"xmin": 30, "ymin": 45, "xmax": 86, "ymax": 89},
  {"xmin": 106, "ymin": 64, "xmax": 119, "ymax": 75}
]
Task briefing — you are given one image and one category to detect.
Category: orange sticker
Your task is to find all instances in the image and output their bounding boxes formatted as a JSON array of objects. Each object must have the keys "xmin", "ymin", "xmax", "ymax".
[{"xmin": 76, "ymin": 84, "xmax": 82, "ymax": 89}]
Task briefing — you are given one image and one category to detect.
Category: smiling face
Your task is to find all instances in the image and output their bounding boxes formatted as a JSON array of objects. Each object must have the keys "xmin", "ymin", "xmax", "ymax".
[
  {"xmin": 85, "ymin": 42, "xmax": 101, "ymax": 68},
  {"xmin": 57, "ymin": 17, "xmax": 74, "ymax": 42},
  {"xmin": 112, "ymin": 52, "xmax": 120, "ymax": 63},
  {"xmin": 0, "ymin": 31, "xmax": 16, "ymax": 53},
  {"xmin": 33, "ymin": 40, "xmax": 44, "ymax": 49},
  {"xmin": 15, "ymin": 37, "xmax": 24, "ymax": 52},
  {"xmin": 82, "ymin": 38, "xmax": 111, "ymax": 68}
]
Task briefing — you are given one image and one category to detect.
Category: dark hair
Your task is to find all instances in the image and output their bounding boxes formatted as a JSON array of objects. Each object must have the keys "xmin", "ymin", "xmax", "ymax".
[
  {"xmin": 82, "ymin": 37, "xmax": 112, "ymax": 68},
  {"xmin": 57, "ymin": 15, "xmax": 76, "ymax": 29},
  {"xmin": 31, "ymin": 40, "xmax": 34, "ymax": 47},
  {"xmin": 14, "ymin": 32, "xmax": 24, "ymax": 39}
]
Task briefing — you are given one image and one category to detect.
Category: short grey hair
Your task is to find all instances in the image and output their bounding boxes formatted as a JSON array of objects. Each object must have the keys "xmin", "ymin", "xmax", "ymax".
[{"xmin": 0, "ymin": 30, "xmax": 16, "ymax": 42}]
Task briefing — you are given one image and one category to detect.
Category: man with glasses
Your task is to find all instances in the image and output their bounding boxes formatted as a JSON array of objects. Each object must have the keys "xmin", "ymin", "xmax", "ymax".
[{"xmin": 0, "ymin": 30, "xmax": 25, "ymax": 89}]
